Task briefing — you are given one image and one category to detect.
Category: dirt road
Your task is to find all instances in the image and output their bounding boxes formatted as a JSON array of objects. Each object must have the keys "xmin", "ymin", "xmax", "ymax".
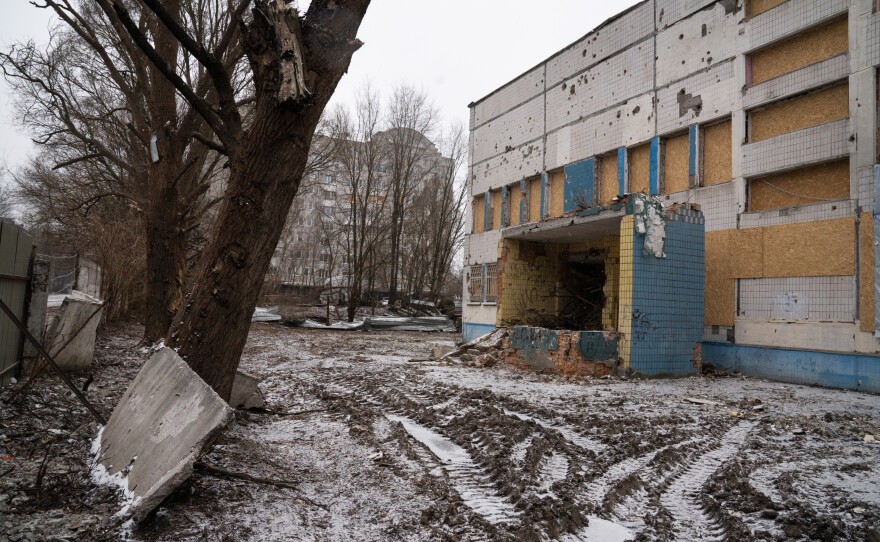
[{"xmin": 2, "ymin": 323, "xmax": 879, "ymax": 541}]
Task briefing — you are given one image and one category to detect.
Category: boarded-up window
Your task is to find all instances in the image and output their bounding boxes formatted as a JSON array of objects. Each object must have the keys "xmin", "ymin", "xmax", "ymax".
[
  {"xmin": 549, "ymin": 170, "xmax": 565, "ymax": 217},
  {"xmin": 528, "ymin": 175, "xmax": 542, "ymax": 221},
  {"xmin": 748, "ymin": 83, "xmax": 849, "ymax": 142},
  {"xmin": 663, "ymin": 132, "xmax": 690, "ymax": 193},
  {"xmin": 491, "ymin": 189, "xmax": 502, "ymax": 230},
  {"xmin": 468, "ymin": 264, "xmax": 483, "ymax": 302},
  {"xmin": 747, "ymin": 0, "xmax": 787, "ymax": 18},
  {"xmin": 748, "ymin": 159, "xmax": 850, "ymax": 211},
  {"xmin": 598, "ymin": 152, "xmax": 619, "ymax": 204},
  {"xmin": 628, "ymin": 143, "xmax": 651, "ymax": 194},
  {"xmin": 749, "ymin": 17, "xmax": 848, "ymax": 85},
  {"xmin": 472, "ymin": 194, "xmax": 484, "ymax": 233},
  {"xmin": 509, "ymin": 183, "xmax": 522, "ymax": 226},
  {"xmin": 702, "ymin": 119, "xmax": 732, "ymax": 186}
]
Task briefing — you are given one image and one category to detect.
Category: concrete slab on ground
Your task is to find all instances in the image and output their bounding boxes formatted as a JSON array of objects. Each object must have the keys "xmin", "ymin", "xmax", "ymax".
[
  {"xmin": 94, "ymin": 347, "xmax": 233, "ymax": 522},
  {"xmin": 45, "ymin": 290, "xmax": 104, "ymax": 371},
  {"xmin": 230, "ymin": 370, "xmax": 266, "ymax": 409}
]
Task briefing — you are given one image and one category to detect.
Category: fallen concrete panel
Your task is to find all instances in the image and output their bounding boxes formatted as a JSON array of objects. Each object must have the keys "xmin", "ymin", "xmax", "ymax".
[
  {"xmin": 45, "ymin": 290, "xmax": 104, "ymax": 371},
  {"xmin": 252, "ymin": 306, "xmax": 282, "ymax": 322},
  {"xmin": 293, "ymin": 316, "xmax": 455, "ymax": 332},
  {"xmin": 295, "ymin": 319, "xmax": 366, "ymax": 330},
  {"xmin": 93, "ymin": 347, "xmax": 233, "ymax": 522},
  {"xmin": 368, "ymin": 317, "xmax": 456, "ymax": 332},
  {"xmin": 230, "ymin": 371, "xmax": 266, "ymax": 409}
]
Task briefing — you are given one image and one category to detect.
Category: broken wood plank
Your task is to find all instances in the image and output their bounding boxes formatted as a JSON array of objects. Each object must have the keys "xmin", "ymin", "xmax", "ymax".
[{"xmin": 683, "ymin": 396, "xmax": 724, "ymax": 407}]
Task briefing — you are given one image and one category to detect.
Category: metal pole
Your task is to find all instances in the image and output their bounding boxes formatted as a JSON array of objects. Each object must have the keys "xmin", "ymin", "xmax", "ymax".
[{"xmin": 0, "ymin": 297, "xmax": 106, "ymax": 424}]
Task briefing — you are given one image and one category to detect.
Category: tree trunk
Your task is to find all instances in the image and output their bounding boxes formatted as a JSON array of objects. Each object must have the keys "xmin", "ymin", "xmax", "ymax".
[
  {"xmin": 143, "ymin": 188, "xmax": 186, "ymax": 342},
  {"xmin": 142, "ymin": 0, "xmax": 186, "ymax": 342},
  {"xmin": 166, "ymin": 105, "xmax": 314, "ymax": 399}
]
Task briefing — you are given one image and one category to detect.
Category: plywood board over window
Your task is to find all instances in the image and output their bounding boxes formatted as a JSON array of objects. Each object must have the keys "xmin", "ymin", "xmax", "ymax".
[
  {"xmin": 628, "ymin": 143, "xmax": 651, "ymax": 194},
  {"xmin": 491, "ymin": 189, "xmax": 503, "ymax": 230},
  {"xmin": 747, "ymin": 0, "xmax": 788, "ymax": 18},
  {"xmin": 472, "ymin": 194, "xmax": 484, "ymax": 233},
  {"xmin": 748, "ymin": 159, "xmax": 850, "ymax": 211},
  {"xmin": 860, "ymin": 212, "xmax": 875, "ymax": 332},
  {"xmin": 528, "ymin": 175, "xmax": 541, "ymax": 222},
  {"xmin": 549, "ymin": 170, "xmax": 565, "ymax": 217},
  {"xmin": 509, "ymin": 183, "xmax": 522, "ymax": 226},
  {"xmin": 598, "ymin": 152, "xmax": 619, "ymax": 204},
  {"xmin": 702, "ymin": 119, "xmax": 732, "ymax": 186},
  {"xmin": 703, "ymin": 217, "xmax": 856, "ymax": 325},
  {"xmin": 749, "ymin": 17, "xmax": 848, "ymax": 85},
  {"xmin": 663, "ymin": 132, "xmax": 690, "ymax": 194},
  {"xmin": 749, "ymin": 83, "xmax": 849, "ymax": 142}
]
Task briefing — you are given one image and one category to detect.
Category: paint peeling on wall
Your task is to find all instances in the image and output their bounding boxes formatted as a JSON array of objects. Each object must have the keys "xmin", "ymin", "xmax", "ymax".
[{"xmin": 632, "ymin": 195, "xmax": 667, "ymax": 258}]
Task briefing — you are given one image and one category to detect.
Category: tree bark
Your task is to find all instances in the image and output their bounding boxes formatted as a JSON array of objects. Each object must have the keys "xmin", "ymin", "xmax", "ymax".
[
  {"xmin": 143, "ymin": 173, "xmax": 187, "ymax": 342},
  {"xmin": 167, "ymin": 104, "xmax": 314, "ymax": 399}
]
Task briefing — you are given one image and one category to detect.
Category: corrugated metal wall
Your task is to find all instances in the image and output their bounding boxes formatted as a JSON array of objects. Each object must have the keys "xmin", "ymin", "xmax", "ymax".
[{"xmin": 0, "ymin": 221, "xmax": 34, "ymax": 385}]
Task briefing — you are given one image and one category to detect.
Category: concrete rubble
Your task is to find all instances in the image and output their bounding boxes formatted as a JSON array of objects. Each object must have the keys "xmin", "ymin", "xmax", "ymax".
[
  {"xmin": 44, "ymin": 291, "xmax": 104, "ymax": 372},
  {"xmin": 92, "ymin": 347, "xmax": 233, "ymax": 522},
  {"xmin": 230, "ymin": 370, "xmax": 266, "ymax": 409}
]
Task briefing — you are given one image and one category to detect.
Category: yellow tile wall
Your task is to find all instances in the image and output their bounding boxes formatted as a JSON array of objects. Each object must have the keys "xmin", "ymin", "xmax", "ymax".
[{"xmin": 617, "ymin": 216, "xmax": 635, "ymax": 369}]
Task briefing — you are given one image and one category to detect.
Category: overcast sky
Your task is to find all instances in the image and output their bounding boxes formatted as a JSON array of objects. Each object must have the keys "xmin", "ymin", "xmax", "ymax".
[{"xmin": 0, "ymin": 0, "xmax": 641, "ymax": 178}]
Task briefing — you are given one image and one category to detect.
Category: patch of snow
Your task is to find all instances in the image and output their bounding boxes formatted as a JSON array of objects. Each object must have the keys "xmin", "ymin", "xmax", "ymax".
[
  {"xmin": 386, "ymin": 414, "xmax": 520, "ymax": 525},
  {"xmin": 89, "ymin": 427, "xmax": 141, "ymax": 519},
  {"xmin": 561, "ymin": 516, "xmax": 634, "ymax": 542}
]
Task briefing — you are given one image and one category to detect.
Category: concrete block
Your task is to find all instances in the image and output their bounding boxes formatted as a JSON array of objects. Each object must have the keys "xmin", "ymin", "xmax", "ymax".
[
  {"xmin": 45, "ymin": 290, "xmax": 103, "ymax": 372},
  {"xmin": 94, "ymin": 347, "xmax": 233, "ymax": 522},
  {"xmin": 229, "ymin": 371, "xmax": 266, "ymax": 409},
  {"xmin": 431, "ymin": 346, "xmax": 453, "ymax": 360}
]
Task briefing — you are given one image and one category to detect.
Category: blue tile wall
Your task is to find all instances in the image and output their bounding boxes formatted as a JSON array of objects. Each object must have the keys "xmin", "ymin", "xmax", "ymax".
[
  {"xmin": 463, "ymin": 323, "xmax": 496, "ymax": 343},
  {"xmin": 703, "ymin": 342, "xmax": 880, "ymax": 394},
  {"xmin": 628, "ymin": 209, "xmax": 705, "ymax": 375}
]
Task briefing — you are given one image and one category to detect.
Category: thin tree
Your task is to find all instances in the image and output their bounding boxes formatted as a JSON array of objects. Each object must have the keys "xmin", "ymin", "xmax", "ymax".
[
  {"xmin": 382, "ymin": 85, "xmax": 438, "ymax": 304},
  {"xmin": 329, "ymin": 87, "xmax": 390, "ymax": 322}
]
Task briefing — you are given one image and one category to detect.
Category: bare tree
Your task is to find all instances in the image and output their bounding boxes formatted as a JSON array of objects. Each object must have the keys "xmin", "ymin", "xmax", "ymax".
[
  {"xmin": 84, "ymin": 0, "xmax": 372, "ymax": 399},
  {"xmin": 423, "ymin": 122, "xmax": 467, "ymax": 301},
  {"xmin": 382, "ymin": 85, "xmax": 438, "ymax": 304},
  {"xmin": 329, "ymin": 87, "xmax": 390, "ymax": 321},
  {"xmin": 2, "ymin": 2, "xmax": 235, "ymax": 340},
  {"xmin": 0, "ymin": 182, "xmax": 14, "ymax": 218}
]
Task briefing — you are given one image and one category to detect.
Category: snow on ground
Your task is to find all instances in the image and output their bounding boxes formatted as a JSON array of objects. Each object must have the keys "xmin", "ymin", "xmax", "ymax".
[{"xmin": 2, "ymin": 323, "xmax": 880, "ymax": 541}]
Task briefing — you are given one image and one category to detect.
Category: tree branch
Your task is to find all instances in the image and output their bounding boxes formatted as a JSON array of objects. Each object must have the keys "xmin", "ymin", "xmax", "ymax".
[
  {"xmin": 93, "ymin": 0, "xmax": 233, "ymax": 150},
  {"xmin": 138, "ymin": 0, "xmax": 243, "ymax": 139},
  {"xmin": 191, "ymin": 131, "xmax": 228, "ymax": 155}
]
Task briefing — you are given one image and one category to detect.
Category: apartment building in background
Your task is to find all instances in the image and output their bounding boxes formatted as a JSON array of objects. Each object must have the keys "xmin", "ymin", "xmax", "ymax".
[{"xmin": 463, "ymin": 0, "xmax": 880, "ymax": 391}]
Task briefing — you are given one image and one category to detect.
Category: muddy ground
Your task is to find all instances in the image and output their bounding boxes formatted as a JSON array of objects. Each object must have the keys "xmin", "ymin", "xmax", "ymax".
[{"xmin": 1, "ymin": 323, "xmax": 880, "ymax": 541}]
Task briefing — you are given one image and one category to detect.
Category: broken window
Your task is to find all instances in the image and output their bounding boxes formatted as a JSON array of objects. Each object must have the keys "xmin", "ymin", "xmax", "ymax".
[{"xmin": 557, "ymin": 250, "xmax": 606, "ymax": 330}]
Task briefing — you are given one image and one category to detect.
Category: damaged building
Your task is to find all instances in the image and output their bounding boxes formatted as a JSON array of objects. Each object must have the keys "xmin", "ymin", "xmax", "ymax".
[{"xmin": 463, "ymin": 0, "xmax": 880, "ymax": 391}]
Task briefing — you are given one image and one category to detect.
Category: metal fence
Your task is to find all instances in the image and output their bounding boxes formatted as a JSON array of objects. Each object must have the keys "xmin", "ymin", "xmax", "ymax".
[{"xmin": 0, "ymin": 221, "xmax": 34, "ymax": 385}]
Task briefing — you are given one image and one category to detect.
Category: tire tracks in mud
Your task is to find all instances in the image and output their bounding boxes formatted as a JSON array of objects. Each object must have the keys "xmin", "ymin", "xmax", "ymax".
[
  {"xmin": 311, "ymin": 367, "xmax": 766, "ymax": 541},
  {"xmin": 657, "ymin": 420, "xmax": 756, "ymax": 541}
]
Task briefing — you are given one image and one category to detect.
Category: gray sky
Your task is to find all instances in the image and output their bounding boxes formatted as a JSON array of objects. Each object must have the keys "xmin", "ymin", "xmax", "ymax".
[{"xmin": 0, "ymin": 1, "xmax": 641, "ymax": 175}]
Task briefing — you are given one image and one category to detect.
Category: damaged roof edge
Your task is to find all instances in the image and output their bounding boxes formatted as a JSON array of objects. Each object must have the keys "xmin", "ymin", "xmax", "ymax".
[{"xmin": 468, "ymin": 0, "xmax": 650, "ymax": 110}]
